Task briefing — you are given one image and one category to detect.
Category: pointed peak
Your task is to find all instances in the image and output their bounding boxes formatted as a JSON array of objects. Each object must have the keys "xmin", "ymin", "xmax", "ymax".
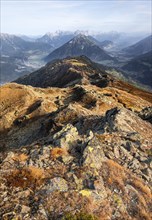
[
  {"xmin": 68, "ymin": 34, "xmax": 95, "ymax": 45},
  {"xmin": 74, "ymin": 34, "xmax": 88, "ymax": 39}
]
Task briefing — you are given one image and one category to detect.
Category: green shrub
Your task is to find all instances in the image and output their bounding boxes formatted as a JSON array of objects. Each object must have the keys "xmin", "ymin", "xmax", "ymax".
[{"xmin": 62, "ymin": 212, "xmax": 98, "ymax": 220}]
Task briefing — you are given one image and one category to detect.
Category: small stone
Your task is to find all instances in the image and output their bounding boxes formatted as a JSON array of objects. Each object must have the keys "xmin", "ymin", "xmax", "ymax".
[
  {"xmin": 62, "ymin": 155, "xmax": 73, "ymax": 164},
  {"xmin": 21, "ymin": 205, "xmax": 31, "ymax": 214},
  {"xmin": 138, "ymin": 156, "xmax": 148, "ymax": 162},
  {"xmin": 47, "ymin": 177, "xmax": 68, "ymax": 192},
  {"xmin": 114, "ymin": 146, "xmax": 120, "ymax": 158}
]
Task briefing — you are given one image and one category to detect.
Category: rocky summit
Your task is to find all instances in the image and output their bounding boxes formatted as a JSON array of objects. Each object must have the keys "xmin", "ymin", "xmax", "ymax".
[{"xmin": 0, "ymin": 56, "xmax": 152, "ymax": 220}]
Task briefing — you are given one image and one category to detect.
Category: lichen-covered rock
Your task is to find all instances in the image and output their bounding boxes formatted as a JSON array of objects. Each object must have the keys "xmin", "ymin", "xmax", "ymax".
[
  {"xmin": 47, "ymin": 177, "xmax": 68, "ymax": 192},
  {"xmin": 53, "ymin": 124, "xmax": 79, "ymax": 150},
  {"xmin": 83, "ymin": 137, "xmax": 106, "ymax": 170}
]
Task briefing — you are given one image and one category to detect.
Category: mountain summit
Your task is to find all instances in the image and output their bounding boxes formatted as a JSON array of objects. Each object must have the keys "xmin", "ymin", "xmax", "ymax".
[{"xmin": 44, "ymin": 34, "xmax": 115, "ymax": 63}]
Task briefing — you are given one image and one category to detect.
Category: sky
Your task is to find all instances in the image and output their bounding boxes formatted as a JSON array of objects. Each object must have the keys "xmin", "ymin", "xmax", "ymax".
[{"xmin": 1, "ymin": 0, "xmax": 152, "ymax": 35}]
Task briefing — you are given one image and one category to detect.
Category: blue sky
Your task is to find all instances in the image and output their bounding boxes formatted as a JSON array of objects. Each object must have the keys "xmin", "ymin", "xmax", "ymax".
[{"xmin": 1, "ymin": 0, "xmax": 152, "ymax": 35}]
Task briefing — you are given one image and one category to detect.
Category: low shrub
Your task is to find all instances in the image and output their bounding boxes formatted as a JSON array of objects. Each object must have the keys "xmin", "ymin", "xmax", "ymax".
[{"xmin": 62, "ymin": 212, "xmax": 98, "ymax": 220}]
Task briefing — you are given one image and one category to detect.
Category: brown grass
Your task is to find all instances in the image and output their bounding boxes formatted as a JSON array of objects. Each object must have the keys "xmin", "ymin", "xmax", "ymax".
[
  {"xmin": 56, "ymin": 109, "xmax": 78, "ymax": 124},
  {"xmin": 111, "ymin": 79, "xmax": 152, "ymax": 103},
  {"xmin": 5, "ymin": 166, "xmax": 45, "ymax": 189},
  {"xmin": 96, "ymin": 200, "xmax": 112, "ymax": 220},
  {"xmin": 138, "ymin": 208, "xmax": 152, "ymax": 220},
  {"xmin": 131, "ymin": 178, "xmax": 152, "ymax": 200},
  {"xmin": 45, "ymin": 191, "xmax": 89, "ymax": 219},
  {"xmin": 50, "ymin": 147, "xmax": 68, "ymax": 159},
  {"xmin": 102, "ymin": 160, "xmax": 152, "ymax": 220},
  {"xmin": 12, "ymin": 153, "xmax": 28, "ymax": 162},
  {"xmin": 102, "ymin": 160, "xmax": 126, "ymax": 190},
  {"xmin": 66, "ymin": 59, "xmax": 87, "ymax": 67}
]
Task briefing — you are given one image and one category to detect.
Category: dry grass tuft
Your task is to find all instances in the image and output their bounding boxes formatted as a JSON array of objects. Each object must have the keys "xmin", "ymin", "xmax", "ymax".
[
  {"xmin": 4, "ymin": 166, "xmax": 45, "ymax": 189},
  {"xmin": 50, "ymin": 147, "xmax": 68, "ymax": 159},
  {"xmin": 62, "ymin": 212, "xmax": 99, "ymax": 220},
  {"xmin": 131, "ymin": 178, "xmax": 152, "ymax": 200},
  {"xmin": 45, "ymin": 191, "xmax": 95, "ymax": 219},
  {"xmin": 102, "ymin": 160, "xmax": 126, "ymax": 190},
  {"xmin": 56, "ymin": 109, "xmax": 78, "ymax": 124},
  {"xmin": 66, "ymin": 59, "xmax": 87, "ymax": 67},
  {"xmin": 12, "ymin": 153, "xmax": 28, "ymax": 162}
]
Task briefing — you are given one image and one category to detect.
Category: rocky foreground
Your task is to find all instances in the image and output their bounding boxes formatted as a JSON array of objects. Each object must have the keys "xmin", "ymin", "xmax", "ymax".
[{"xmin": 0, "ymin": 57, "xmax": 152, "ymax": 220}]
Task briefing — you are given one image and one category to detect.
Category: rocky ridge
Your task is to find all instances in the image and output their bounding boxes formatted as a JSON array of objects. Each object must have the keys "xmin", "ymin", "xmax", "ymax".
[{"xmin": 0, "ymin": 57, "xmax": 152, "ymax": 220}]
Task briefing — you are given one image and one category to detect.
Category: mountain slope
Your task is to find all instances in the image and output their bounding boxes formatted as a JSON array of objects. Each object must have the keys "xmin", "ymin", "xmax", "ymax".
[
  {"xmin": 0, "ymin": 76, "xmax": 152, "ymax": 219},
  {"xmin": 1, "ymin": 56, "xmax": 152, "ymax": 219},
  {"xmin": 1, "ymin": 33, "xmax": 28, "ymax": 56},
  {"xmin": 44, "ymin": 34, "xmax": 115, "ymax": 63},
  {"xmin": 122, "ymin": 51, "xmax": 152, "ymax": 88},
  {"xmin": 99, "ymin": 40, "xmax": 114, "ymax": 49},
  {"xmin": 122, "ymin": 35, "xmax": 152, "ymax": 57},
  {"xmin": 14, "ymin": 56, "xmax": 152, "ymax": 102}
]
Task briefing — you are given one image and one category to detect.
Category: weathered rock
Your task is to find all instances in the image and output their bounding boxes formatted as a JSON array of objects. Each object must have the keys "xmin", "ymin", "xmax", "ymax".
[
  {"xmin": 83, "ymin": 137, "xmax": 106, "ymax": 170},
  {"xmin": 53, "ymin": 124, "xmax": 79, "ymax": 150},
  {"xmin": 21, "ymin": 205, "xmax": 31, "ymax": 214},
  {"xmin": 47, "ymin": 177, "xmax": 68, "ymax": 192},
  {"xmin": 138, "ymin": 107, "xmax": 152, "ymax": 123}
]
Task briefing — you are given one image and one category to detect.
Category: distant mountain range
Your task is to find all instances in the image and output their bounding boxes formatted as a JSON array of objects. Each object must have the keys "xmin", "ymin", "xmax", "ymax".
[
  {"xmin": 36, "ymin": 31, "xmax": 147, "ymax": 50},
  {"xmin": 0, "ymin": 32, "xmax": 151, "ymax": 89},
  {"xmin": 44, "ymin": 34, "xmax": 116, "ymax": 63},
  {"xmin": 36, "ymin": 31, "xmax": 74, "ymax": 48},
  {"xmin": 1, "ymin": 33, "xmax": 53, "ymax": 56}
]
